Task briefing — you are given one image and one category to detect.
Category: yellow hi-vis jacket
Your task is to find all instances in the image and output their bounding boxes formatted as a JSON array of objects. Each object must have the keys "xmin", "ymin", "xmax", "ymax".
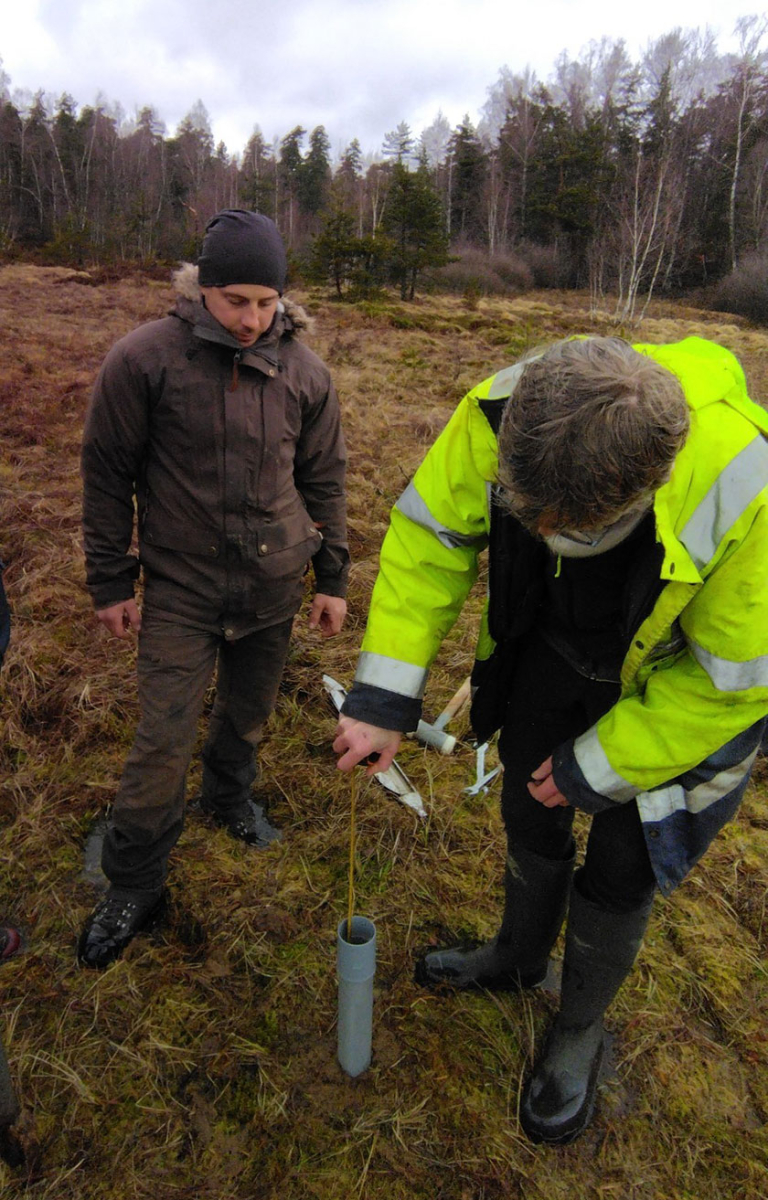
[{"xmin": 343, "ymin": 337, "xmax": 768, "ymax": 892}]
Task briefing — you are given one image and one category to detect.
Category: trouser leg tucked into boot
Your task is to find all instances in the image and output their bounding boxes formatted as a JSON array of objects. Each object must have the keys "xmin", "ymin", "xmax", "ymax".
[
  {"xmin": 520, "ymin": 874, "xmax": 654, "ymax": 1145},
  {"xmin": 415, "ymin": 843, "xmax": 574, "ymax": 991}
]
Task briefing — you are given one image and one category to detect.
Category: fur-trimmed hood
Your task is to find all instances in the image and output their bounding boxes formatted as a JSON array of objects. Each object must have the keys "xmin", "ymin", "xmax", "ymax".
[{"xmin": 171, "ymin": 262, "xmax": 313, "ymax": 335}]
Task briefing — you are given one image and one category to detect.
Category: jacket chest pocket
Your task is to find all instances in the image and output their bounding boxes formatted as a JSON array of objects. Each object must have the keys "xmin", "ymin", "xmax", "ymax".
[
  {"xmin": 153, "ymin": 369, "xmax": 223, "ymax": 477},
  {"xmin": 635, "ymin": 620, "xmax": 688, "ymax": 686},
  {"xmin": 241, "ymin": 383, "xmax": 300, "ymax": 508}
]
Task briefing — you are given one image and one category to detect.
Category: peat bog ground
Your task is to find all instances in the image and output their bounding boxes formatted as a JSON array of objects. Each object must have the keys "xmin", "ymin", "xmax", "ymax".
[{"xmin": 1, "ymin": 265, "xmax": 767, "ymax": 1198}]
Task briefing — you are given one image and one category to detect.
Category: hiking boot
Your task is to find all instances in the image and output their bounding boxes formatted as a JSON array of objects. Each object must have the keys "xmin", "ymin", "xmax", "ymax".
[
  {"xmin": 415, "ymin": 843, "xmax": 573, "ymax": 992},
  {"xmin": 77, "ymin": 886, "xmax": 167, "ymax": 969},
  {"xmin": 201, "ymin": 797, "xmax": 282, "ymax": 848}
]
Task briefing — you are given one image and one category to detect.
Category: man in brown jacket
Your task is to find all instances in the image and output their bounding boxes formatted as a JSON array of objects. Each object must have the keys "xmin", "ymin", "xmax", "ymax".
[{"xmin": 78, "ymin": 210, "xmax": 349, "ymax": 968}]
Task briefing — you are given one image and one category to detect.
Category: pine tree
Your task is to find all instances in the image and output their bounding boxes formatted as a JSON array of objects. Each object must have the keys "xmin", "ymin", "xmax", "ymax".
[
  {"xmin": 299, "ymin": 125, "xmax": 331, "ymax": 217},
  {"xmin": 311, "ymin": 207, "xmax": 360, "ymax": 296},
  {"xmin": 278, "ymin": 125, "xmax": 306, "ymax": 240},
  {"xmin": 382, "ymin": 162, "xmax": 449, "ymax": 299},
  {"xmin": 382, "ymin": 121, "xmax": 415, "ymax": 164},
  {"xmin": 448, "ymin": 116, "xmax": 487, "ymax": 242},
  {"xmin": 335, "ymin": 138, "xmax": 365, "ymax": 235},
  {"xmin": 240, "ymin": 126, "xmax": 275, "ymax": 216}
]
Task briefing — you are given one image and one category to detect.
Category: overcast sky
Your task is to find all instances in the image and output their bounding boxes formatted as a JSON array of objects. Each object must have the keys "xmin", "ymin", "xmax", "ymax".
[{"xmin": 0, "ymin": 1, "xmax": 754, "ymax": 158}]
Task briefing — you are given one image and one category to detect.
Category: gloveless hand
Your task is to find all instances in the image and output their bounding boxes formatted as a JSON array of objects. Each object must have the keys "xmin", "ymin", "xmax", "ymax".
[{"xmin": 527, "ymin": 755, "xmax": 570, "ymax": 807}]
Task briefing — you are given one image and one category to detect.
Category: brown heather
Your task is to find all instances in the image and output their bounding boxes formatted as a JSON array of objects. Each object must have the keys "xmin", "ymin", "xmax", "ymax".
[{"xmin": 1, "ymin": 266, "xmax": 767, "ymax": 1199}]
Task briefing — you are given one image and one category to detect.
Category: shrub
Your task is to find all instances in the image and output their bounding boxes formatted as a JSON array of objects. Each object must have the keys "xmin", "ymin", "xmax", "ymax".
[
  {"xmin": 428, "ymin": 245, "xmax": 533, "ymax": 296},
  {"xmin": 515, "ymin": 241, "xmax": 569, "ymax": 289},
  {"xmin": 713, "ymin": 252, "xmax": 768, "ymax": 325}
]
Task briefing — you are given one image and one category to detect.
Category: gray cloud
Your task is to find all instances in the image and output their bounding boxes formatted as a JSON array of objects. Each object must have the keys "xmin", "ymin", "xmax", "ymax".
[{"xmin": 4, "ymin": 0, "xmax": 744, "ymax": 158}]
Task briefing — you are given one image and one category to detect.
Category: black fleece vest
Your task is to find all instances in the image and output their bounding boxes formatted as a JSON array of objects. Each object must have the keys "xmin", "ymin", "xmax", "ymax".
[{"xmin": 470, "ymin": 397, "xmax": 665, "ymax": 737}]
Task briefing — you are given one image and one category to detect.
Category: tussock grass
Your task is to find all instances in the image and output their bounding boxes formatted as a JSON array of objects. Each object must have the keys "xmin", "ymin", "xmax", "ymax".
[{"xmin": 1, "ymin": 268, "xmax": 767, "ymax": 1198}]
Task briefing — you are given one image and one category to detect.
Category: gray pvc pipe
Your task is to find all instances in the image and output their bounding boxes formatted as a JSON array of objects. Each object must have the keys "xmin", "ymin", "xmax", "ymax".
[{"xmin": 337, "ymin": 915, "xmax": 376, "ymax": 1077}]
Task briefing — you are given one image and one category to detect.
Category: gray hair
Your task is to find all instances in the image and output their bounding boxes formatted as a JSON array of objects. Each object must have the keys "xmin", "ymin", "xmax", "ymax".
[{"xmin": 496, "ymin": 337, "xmax": 689, "ymax": 532}]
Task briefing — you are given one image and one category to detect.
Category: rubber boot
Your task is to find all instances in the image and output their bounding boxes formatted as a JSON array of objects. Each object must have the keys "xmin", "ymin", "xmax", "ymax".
[
  {"xmin": 415, "ymin": 843, "xmax": 574, "ymax": 992},
  {"xmin": 520, "ymin": 876, "xmax": 654, "ymax": 1145}
]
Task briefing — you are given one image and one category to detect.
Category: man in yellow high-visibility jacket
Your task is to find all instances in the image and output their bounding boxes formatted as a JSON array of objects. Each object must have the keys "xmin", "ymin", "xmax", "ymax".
[{"xmin": 334, "ymin": 335, "xmax": 768, "ymax": 1145}]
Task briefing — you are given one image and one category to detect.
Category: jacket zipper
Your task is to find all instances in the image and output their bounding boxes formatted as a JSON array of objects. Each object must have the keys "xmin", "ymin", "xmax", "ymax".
[{"xmin": 229, "ymin": 350, "xmax": 242, "ymax": 392}]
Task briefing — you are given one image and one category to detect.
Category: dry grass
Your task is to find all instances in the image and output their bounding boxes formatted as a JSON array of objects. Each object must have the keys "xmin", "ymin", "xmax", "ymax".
[{"xmin": 1, "ymin": 268, "xmax": 767, "ymax": 1199}]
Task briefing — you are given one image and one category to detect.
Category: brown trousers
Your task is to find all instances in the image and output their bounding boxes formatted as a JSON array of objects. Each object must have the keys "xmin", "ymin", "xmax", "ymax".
[{"xmin": 102, "ymin": 609, "xmax": 294, "ymax": 890}]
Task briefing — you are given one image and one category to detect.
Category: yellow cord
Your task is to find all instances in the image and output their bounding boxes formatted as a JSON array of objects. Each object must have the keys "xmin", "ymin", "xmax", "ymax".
[{"xmin": 347, "ymin": 767, "xmax": 358, "ymax": 941}]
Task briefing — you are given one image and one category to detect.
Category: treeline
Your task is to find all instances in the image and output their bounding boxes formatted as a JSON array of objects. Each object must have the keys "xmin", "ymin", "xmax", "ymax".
[{"xmin": 1, "ymin": 18, "xmax": 767, "ymax": 318}]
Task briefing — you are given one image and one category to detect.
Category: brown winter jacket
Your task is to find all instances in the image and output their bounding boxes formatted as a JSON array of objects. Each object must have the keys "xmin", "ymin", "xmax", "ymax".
[{"xmin": 81, "ymin": 265, "xmax": 349, "ymax": 633}]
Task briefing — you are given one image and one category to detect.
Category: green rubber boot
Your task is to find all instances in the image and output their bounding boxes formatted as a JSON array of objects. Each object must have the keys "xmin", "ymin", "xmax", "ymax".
[
  {"xmin": 415, "ymin": 843, "xmax": 574, "ymax": 992},
  {"xmin": 520, "ymin": 876, "xmax": 654, "ymax": 1145}
]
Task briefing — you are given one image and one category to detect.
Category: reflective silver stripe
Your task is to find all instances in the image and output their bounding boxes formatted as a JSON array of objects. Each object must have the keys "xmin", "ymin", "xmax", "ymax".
[
  {"xmin": 686, "ymin": 750, "xmax": 757, "ymax": 812},
  {"xmin": 395, "ymin": 482, "xmax": 485, "ymax": 550},
  {"xmin": 486, "ymin": 362, "xmax": 526, "ymax": 400},
  {"xmin": 637, "ymin": 749, "xmax": 757, "ymax": 821},
  {"xmin": 355, "ymin": 651, "xmax": 428, "ymax": 699},
  {"xmin": 689, "ymin": 639, "xmax": 768, "ymax": 691},
  {"xmin": 636, "ymin": 783, "xmax": 684, "ymax": 823},
  {"xmin": 573, "ymin": 727, "xmax": 637, "ymax": 802},
  {"xmin": 679, "ymin": 436, "xmax": 768, "ymax": 570}
]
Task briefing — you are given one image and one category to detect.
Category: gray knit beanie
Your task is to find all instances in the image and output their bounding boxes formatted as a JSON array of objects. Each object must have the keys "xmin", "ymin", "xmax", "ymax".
[{"xmin": 197, "ymin": 209, "xmax": 287, "ymax": 293}]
